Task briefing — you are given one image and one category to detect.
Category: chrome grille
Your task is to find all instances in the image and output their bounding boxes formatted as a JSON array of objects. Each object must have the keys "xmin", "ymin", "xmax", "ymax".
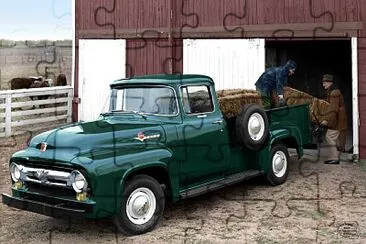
[{"xmin": 19, "ymin": 164, "xmax": 73, "ymax": 189}]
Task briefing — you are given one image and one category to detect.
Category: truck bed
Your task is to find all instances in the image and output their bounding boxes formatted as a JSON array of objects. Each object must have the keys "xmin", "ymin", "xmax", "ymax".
[{"xmin": 224, "ymin": 103, "xmax": 313, "ymax": 148}]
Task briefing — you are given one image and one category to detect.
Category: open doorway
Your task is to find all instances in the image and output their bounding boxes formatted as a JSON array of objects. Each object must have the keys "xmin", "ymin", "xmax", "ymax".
[{"xmin": 265, "ymin": 40, "xmax": 353, "ymax": 153}]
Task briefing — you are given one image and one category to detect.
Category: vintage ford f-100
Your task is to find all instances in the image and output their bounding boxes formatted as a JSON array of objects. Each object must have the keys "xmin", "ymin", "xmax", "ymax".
[{"xmin": 2, "ymin": 74, "xmax": 312, "ymax": 235}]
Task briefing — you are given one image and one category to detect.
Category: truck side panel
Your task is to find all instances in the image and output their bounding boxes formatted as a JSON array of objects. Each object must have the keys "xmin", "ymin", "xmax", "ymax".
[{"xmin": 268, "ymin": 104, "xmax": 312, "ymax": 147}]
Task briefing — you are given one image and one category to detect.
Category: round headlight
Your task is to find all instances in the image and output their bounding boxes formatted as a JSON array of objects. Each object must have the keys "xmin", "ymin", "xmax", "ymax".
[
  {"xmin": 10, "ymin": 163, "xmax": 22, "ymax": 182},
  {"xmin": 70, "ymin": 170, "xmax": 87, "ymax": 193}
]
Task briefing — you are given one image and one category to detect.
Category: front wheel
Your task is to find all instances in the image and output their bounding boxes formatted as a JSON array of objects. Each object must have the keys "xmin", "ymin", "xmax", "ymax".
[
  {"xmin": 113, "ymin": 175, "xmax": 165, "ymax": 235},
  {"xmin": 266, "ymin": 143, "xmax": 290, "ymax": 185}
]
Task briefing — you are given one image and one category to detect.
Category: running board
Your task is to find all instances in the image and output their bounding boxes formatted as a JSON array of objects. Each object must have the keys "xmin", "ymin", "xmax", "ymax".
[{"xmin": 179, "ymin": 170, "xmax": 264, "ymax": 199}]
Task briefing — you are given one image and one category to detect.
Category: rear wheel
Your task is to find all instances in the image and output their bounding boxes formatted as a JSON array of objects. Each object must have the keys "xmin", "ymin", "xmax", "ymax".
[
  {"xmin": 266, "ymin": 143, "xmax": 289, "ymax": 185},
  {"xmin": 113, "ymin": 175, "xmax": 165, "ymax": 235}
]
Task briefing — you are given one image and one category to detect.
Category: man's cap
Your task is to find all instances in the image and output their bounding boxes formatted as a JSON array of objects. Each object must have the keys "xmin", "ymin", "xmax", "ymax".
[
  {"xmin": 322, "ymin": 74, "xmax": 334, "ymax": 82},
  {"xmin": 285, "ymin": 60, "xmax": 297, "ymax": 70}
]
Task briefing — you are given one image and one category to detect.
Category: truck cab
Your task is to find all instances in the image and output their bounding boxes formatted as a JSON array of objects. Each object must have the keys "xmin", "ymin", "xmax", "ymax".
[{"xmin": 2, "ymin": 74, "xmax": 313, "ymax": 236}]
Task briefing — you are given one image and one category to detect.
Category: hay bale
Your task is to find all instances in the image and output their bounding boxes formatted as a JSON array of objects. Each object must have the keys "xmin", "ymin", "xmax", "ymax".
[
  {"xmin": 216, "ymin": 86, "xmax": 331, "ymax": 123},
  {"xmin": 310, "ymin": 98, "xmax": 330, "ymax": 123},
  {"xmin": 217, "ymin": 89, "xmax": 258, "ymax": 98},
  {"xmin": 283, "ymin": 87, "xmax": 314, "ymax": 106},
  {"xmin": 283, "ymin": 87, "xmax": 330, "ymax": 123},
  {"xmin": 217, "ymin": 90, "xmax": 262, "ymax": 118}
]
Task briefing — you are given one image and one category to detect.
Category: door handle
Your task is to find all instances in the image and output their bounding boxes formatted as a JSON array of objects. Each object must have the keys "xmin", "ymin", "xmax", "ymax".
[{"xmin": 212, "ymin": 119, "xmax": 223, "ymax": 125}]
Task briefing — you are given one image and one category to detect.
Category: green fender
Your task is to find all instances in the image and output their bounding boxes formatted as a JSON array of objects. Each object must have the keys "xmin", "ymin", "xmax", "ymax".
[
  {"xmin": 259, "ymin": 126, "xmax": 304, "ymax": 173},
  {"xmin": 71, "ymin": 146, "xmax": 178, "ymax": 218},
  {"xmin": 114, "ymin": 148, "xmax": 180, "ymax": 212}
]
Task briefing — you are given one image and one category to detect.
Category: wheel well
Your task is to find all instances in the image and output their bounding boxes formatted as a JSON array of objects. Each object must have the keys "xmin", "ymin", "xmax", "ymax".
[
  {"xmin": 274, "ymin": 137, "xmax": 299, "ymax": 158},
  {"xmin": 278, "ymin": 137, "xmax": 298, "ymax": 149},
  {"xmin": 125, "ymin": 166, "xmax": 172, "ymax": 199}
]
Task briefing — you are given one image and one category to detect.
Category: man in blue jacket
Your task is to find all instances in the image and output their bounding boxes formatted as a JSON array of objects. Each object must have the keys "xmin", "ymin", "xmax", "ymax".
[{"xmin": 255, "ymin": 60, "xmax": 297, "ymax": 109}]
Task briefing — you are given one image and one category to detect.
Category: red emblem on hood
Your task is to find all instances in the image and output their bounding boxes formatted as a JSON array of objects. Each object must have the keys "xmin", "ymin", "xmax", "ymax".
[
  {"xmin": 40, "ymin": 142, "xmax": 47, "ymax": 152},
  {"xmin": 137, "ymin": 132, "xmax": 145, "ymax": 140},
  {"xmin": 134, "ymin": 132, "xmax": 160, "ymax": 142}
]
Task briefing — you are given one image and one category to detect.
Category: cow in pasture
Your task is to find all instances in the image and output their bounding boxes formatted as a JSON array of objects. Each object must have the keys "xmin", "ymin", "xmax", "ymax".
[
  {"xmin": 30, "ymin": 79, "xmax": 51, "ymax": 101},
  {"xmin": 9, "ymin": 76, "xmax": 51, "ymax": 109},
  {"xmin": 9, "ymin": 76, "xmax": 43, "ymax": 90},
  {"xmin": 56, "ymin": 74, "xmax": 67, "ymax": 86}
]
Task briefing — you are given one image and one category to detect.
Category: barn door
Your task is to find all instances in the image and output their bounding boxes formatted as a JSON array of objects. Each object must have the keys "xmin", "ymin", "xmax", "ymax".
[
  {"xmin": 183, "ymin": 39, "xmax": 265, "ymax": 90},
  {"xmin": 78, "ymin": 39, "xmax": 126, "ymax": 122}
]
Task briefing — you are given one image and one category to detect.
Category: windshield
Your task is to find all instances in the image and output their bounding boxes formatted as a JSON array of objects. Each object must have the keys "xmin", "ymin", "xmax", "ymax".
[{"xmin": 107, "ymin": 86, "xmax": 178, "ymax": 116}]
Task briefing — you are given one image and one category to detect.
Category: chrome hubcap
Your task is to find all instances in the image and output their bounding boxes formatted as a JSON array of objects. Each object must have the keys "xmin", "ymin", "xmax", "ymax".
[
  {"xmin": 272, "ymin": 151, "xmax": 287, "ymax": 178},
  {"xmin": 248, "ymin": 113, "xmax": 265, "ymax": 141},
  {"xmin": 126, "ymin": 187, "xmax": 156, "ymax": 225}
]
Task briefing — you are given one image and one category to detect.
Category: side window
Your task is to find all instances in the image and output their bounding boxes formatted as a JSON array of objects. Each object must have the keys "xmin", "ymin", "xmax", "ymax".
[{"xmin": 181, "ymin": 85, "xmax": 214, "ymax": 114}]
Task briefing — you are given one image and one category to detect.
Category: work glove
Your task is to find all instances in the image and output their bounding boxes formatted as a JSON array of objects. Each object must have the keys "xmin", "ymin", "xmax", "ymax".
[{"xmin": 278, "ymin": 95, "xmax": 286, "ymax": 107}]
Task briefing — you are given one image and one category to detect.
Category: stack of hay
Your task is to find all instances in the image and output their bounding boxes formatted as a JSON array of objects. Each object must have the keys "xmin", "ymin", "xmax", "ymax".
[
  {"xmin": 216, "ymin": 87, "xmax": 330, "ymax": 123},
  {"xmin": 217, "ymin": 89, "xmax": 262, "ymax": 118},
  {"xmin": 283, "ymin": 87, "xmax": 330, "ymax": 123}
]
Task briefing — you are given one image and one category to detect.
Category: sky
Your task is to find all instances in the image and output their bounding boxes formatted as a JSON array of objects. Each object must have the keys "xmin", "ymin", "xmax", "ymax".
[{"xmin": 0, "ymin": 0, "xmax": 73, "ymax": 40}]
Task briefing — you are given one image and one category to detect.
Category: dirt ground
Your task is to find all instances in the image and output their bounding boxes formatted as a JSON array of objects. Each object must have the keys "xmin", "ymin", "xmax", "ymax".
[{"xmin": 1, "ymin": 133, "xmax": 366, "ymax": 243}]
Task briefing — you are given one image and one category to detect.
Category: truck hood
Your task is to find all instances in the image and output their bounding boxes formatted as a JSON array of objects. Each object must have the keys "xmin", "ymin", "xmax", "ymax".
[{"xmin": 13, "ymin": 117, "xmax": 167, "ymax": 167}]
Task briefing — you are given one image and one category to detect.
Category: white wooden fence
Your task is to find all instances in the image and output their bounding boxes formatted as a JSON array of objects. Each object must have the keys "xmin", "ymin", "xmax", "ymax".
[{"xmin": 0, "ymin": 86, "xmax": 73, "ymax": 137}]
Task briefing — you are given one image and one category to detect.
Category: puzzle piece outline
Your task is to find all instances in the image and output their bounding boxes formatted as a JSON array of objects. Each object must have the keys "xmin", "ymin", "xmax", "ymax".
[
  {"xmin": 52, "ymin": 0, "xmax": 72, "ymax": 20},
  {"xmin": 1, "ymin": 0, "xmax": 365, "ymax": 242},
  {"xmin": 55, "ymin": 0, "xmax": 366, "ymax": 240}
]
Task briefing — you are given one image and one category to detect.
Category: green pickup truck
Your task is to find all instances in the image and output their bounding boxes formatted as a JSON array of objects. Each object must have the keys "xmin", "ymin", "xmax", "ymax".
[{"xmin": 2, "ymin": 74, "xmax": 312, "ymax": 235}]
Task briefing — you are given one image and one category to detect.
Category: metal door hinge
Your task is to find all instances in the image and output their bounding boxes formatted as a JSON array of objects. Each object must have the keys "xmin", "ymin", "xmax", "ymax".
[{"xmin": 73, "ymin": 97, "xmax": 81, "ymax": 104}]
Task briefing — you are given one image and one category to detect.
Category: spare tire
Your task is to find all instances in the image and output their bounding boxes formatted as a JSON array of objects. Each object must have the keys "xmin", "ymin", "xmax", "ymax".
[{"xmin": 236, "ymin": 104, "xmax": 269, "ymax": 150}]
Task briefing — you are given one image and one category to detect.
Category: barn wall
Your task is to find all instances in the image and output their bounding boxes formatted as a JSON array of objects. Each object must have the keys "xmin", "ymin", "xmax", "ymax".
[
  {"xmin": 75, "ymin": 0, "xmax": 366, "ymax": 158},
  {"xmin": 126, "ymin": 39, "xmax": 183, "ymax": 77},
  {"xmin": 76, "ymin": 0, "xmax": 170, "ymax": 31},
  {"xmin": 356, "ymin": 1, "xmax": 366, "ymax": 158},
  {"xmin": 77, "ymin": 0, "xmax": 361, "ymax": 30},
  {"xmin": 73, "ymin": 44, "xmax": 78, "ymax": 122},
  {"xmin": 176, "ymin": 0, "xmax": 360, "ymax": 26},
  {"xmin": 76, "ymin": 0, "xmax": 363, "ymax": 77},
  {"xmin": 75, "ymin": 0, "xmax": 363, "ymax": 77}
]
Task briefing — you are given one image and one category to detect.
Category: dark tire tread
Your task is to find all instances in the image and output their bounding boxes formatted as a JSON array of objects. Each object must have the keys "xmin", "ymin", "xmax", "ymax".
[
  {"xmin": 113, "ymin": 174, "xmax": 165, "ymax": 236},
  {"xmin": 236, "ymin": 104, "xmax": 269, "ymax": 151},
  {"xmin": 266, "ymin": 143, "xmax": 289, "ymax": 186}
]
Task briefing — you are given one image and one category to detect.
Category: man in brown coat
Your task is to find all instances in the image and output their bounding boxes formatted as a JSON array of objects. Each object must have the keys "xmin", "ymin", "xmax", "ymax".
[{"xmin": 320, "ymin": 74, "xmax": 348, "ymax": 164}]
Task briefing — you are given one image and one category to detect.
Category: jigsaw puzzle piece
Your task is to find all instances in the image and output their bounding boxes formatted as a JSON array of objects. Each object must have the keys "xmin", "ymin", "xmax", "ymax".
[
  {"xmin": 49, "ymin": 216, "xmax": 118, "ymax": 244},
  {"xmin": 52, "ymin": 0, "xmax": 72, "ymax": 19},
  {"xmin": 35, "ymin": 45, "xmax": 58, "ymax": 81},
  {"xmin": 309, "ymin": 0, "xmax": 335, "ymax": 37},
  {"xmin": 114, "ymin": 199, "xmax": 205, "ymax": 243},
  {"xmin": 222, "ymin": 187, "xmax": 321, "ymax": 242},
  {"xmin": 316, "ymin": 192, "xmax": 366, "ymax": 242},
  {"xmin": 222, "ymin": 0, "xmax": 248, "ymax": 38},
  {"xmin": 0, "ymin": 212, "xmax": 56, "ymax": 244},
  {"xmin": 162, "ymin": 0, "xmax": 199, "ymax": 74},
  {"xmin": 93, "ymin": 0, "xmax": 117, "ymax": 39}
]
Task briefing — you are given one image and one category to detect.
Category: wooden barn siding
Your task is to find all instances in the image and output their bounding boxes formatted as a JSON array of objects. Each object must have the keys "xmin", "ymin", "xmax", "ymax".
[
  {"xmin": 356, "ymin": 1, "xmax": 366, "ymax": 158},
  {"xmin": 73, "ymin": 44, "xmax": 79, "ymax": 122},
  {"xmin": 76, "ymin": 0, "xmax": 362, "ymax": 74},
  {"xmin": 126, "ymin": 39, "xmax": 183, "ymax": 77},
  {"xmin": 75, "ymin": 0, "xmax": 366, "ymax": 158},
  {"xmin": 76, "ymin": 0, "xmax": 361, "ymax": 32},
  {"xmin": 358, "ymin": 45, "xmax": 366, "ymax": 159},
  {"xmin": 174, "ymin": 0, "xmax": 360, "ymax": 26},
  {"xmin": 77, "ymin": 0, "xmax": 170, "ymax": 31}
]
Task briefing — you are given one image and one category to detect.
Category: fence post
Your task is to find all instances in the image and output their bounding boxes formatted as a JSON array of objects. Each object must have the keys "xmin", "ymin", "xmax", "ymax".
[
  {"xmin": 5, "ymin": 93, "xmax": 11, "ymax": 137},
  {"xmin": 67, "ymin": 88, "xmax": 72, "ymax": 123}
]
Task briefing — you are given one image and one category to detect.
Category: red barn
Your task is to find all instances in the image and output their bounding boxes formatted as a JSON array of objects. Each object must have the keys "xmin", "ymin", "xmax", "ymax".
[{"xmin": 74, "ymin": 0, "xmax": 365, "ymax": 159}]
